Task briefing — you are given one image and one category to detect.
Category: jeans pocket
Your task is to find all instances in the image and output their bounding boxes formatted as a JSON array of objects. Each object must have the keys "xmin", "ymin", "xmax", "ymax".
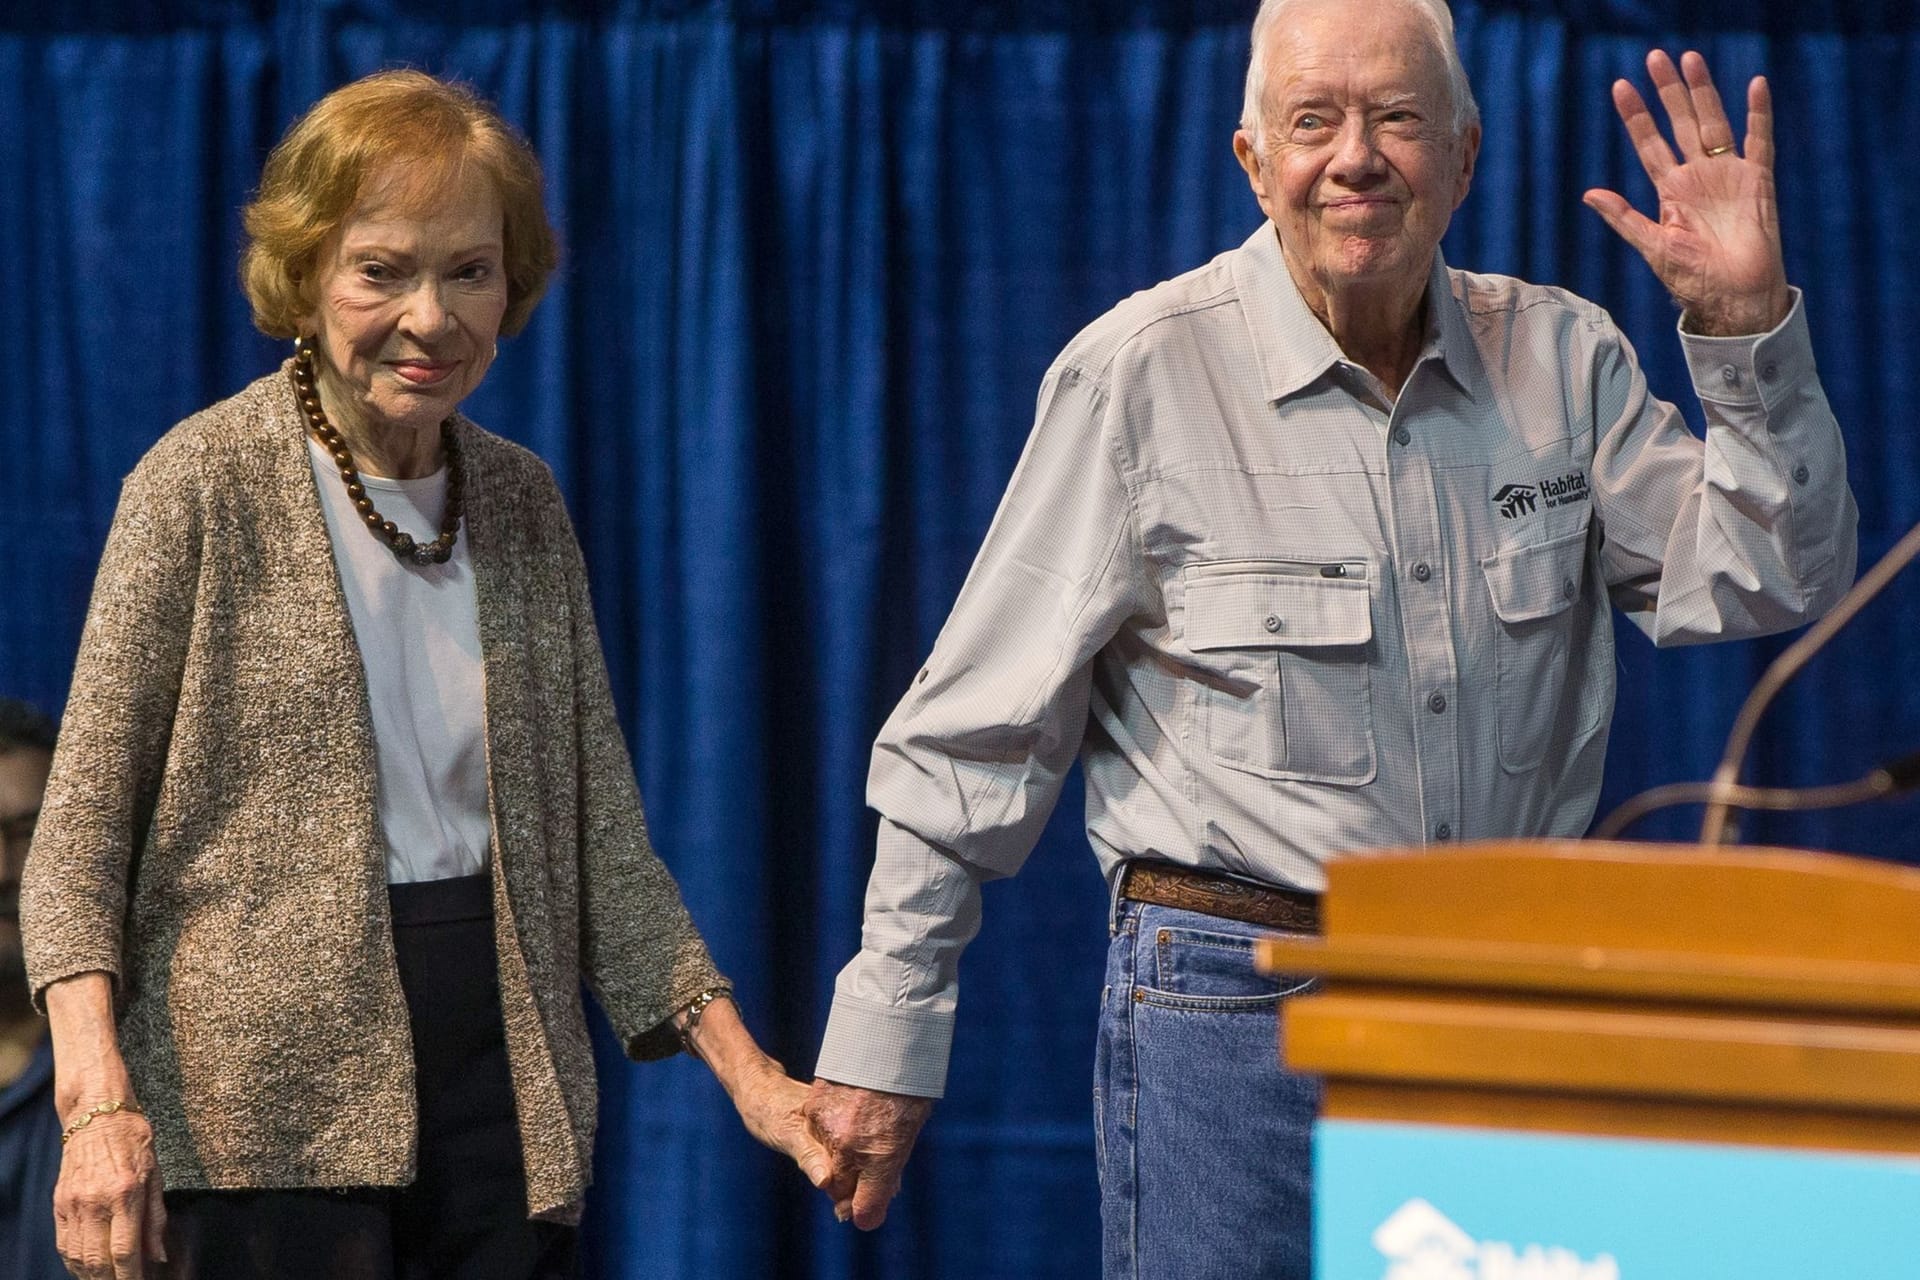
[{"xmin": 1139, "ymin": 921, "xmax": 1316, "ymax": 1011}]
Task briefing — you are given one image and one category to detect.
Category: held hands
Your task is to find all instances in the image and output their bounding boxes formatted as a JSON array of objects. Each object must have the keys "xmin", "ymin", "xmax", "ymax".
[
  {"xmin": 677, "ymin": 993, "xmax": 834, "ymax": 1189},
  {"xmin": 1584, "ymin": 50, "xmax": 1793, "ymax": 336},
  {"xmin": 800, "ymin": 1079, "xmax": 933, "ymax": 1229},
  {"xmin": 728, "ymin": 1059, "xmax": 835, "ymax": 1191},
  {"xmin": 53, "ymin": 1107, "xmax": 166, "ymax": 1280}
]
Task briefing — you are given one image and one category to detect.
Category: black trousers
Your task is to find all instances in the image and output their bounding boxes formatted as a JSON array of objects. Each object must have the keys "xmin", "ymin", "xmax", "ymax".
[{"xmin": 162, "ymin": 875, "xmax": 578, "ymax": 1280}]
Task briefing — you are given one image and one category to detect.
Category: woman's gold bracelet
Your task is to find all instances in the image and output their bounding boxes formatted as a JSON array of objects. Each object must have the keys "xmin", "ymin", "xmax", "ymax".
[
  {"xmin": 61, "ymin": 1099, "xmax": 145, "ymax": 1146},
  {"xmin": 678, "ymin": 985, "xmax": 730, "ymax": 1049}
]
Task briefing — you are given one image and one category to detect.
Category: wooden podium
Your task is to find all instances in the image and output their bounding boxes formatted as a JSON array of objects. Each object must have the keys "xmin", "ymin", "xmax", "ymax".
[{"xmin": 1258, "ymin": 841, "xmax": 1920, "ymax": 1276}]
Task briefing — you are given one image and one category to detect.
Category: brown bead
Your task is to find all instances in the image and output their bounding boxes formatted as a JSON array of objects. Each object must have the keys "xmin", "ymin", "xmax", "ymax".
[
  {"xmin": 345, "ymin": 482, "xmax": 365, "ymax": 499},
  {"xmin": 355, "ymin": 498, "xmax": 374, "ymax": 514},
  {"xmin": 363, "ymin": 511, "xmax": 383, "ymax": 528},
  {"xmin": 380, "ymin": 520, "xmax": 398, "ymax": 538}
]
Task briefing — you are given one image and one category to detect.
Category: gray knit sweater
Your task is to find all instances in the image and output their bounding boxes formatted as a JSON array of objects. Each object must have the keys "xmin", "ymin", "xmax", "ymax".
[{"xmin": 22, "ymin": 365, "xmax": 724, "ymax": 1220}]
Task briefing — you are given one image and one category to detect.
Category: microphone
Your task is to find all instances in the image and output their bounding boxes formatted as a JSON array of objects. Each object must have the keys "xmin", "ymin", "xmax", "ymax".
[
  {"xmin": 1594, "ymin": 518, "xmax": 1920, "ymax": 847},
  {"xmin": 1886, "ymin": 747, "xmax": 1920, "ymax": 793}
]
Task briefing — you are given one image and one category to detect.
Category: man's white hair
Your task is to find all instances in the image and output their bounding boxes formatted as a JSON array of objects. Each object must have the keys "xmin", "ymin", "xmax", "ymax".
[{"xmin": 1240, "ymin": 0, "xmax": 1481, "ymax": 145}]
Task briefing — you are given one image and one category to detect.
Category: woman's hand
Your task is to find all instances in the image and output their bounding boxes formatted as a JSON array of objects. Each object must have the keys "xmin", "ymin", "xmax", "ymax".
[
  {"xmin": 53, "ymin": 1108, "xmax": 166, "ymax": 1280},
  {"xmin": 727, "ymin": 1059, "xmax": 834, "ymax": 1189},
  {"xmin": 677, "ymin": 991, "xmax": 833, "ymax": 1189},
  {"xmin": 45, "ymin": 973, "xmax": 167, "ymax": 1278}
]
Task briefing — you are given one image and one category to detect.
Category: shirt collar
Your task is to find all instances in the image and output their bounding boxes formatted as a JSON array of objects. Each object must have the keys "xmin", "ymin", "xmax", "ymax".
[
  {"xmin": 1230, "ymin": 221, "xmax": 1485, "ymax": 405},
  {"xmin": 1424, "ymin": 249, "xmax": 1488, "ymax": 403}
]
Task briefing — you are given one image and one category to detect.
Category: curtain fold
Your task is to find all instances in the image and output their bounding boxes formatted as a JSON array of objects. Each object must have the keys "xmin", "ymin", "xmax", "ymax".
[{"xmin": 4, "ymin": 3, "xmax": 1917, "ymax": 1275}]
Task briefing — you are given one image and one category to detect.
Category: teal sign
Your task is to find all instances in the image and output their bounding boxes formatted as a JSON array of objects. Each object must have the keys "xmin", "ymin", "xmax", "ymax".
[{"xmin": 1317, "ymin": 1119, "xmax": 1920, "ymax": 1278}]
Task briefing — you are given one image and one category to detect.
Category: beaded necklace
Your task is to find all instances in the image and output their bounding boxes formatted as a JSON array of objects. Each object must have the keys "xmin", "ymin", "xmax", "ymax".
[{"xmin": 291, "ymin": 339, "xmax": 464, "ymax": 566}]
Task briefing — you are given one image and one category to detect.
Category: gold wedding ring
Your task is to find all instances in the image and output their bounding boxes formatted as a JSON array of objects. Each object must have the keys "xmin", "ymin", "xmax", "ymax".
[{"xmin": 1704, "ymin": 143, "xmax": 1735, "ymax": 156}]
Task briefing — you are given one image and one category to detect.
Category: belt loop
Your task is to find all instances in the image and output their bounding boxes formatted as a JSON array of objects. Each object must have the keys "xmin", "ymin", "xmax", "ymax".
[{"xmin": 1109, "ymin": 872, "xmax": 1133, "ymax": 936}]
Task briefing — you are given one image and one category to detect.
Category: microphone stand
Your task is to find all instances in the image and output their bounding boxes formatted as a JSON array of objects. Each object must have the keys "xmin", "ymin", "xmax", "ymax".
[
  {"xmin": 1591, "ymin": 752, "xmax": 1920, "ymax": 842},
  {"xmin": 1697, "ymin": 519, "xmax": 1920, "ymax": 845}
]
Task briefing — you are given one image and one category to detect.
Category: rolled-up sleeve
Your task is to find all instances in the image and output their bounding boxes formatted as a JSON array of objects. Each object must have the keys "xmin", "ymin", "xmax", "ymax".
[
  {"xmin": 816, "ymin": 363, "xmax": 1148, "ymax": 1096},
  {"xmin": 1591, "ymin": 290, "xmax": 1858, "ymax": 643}
]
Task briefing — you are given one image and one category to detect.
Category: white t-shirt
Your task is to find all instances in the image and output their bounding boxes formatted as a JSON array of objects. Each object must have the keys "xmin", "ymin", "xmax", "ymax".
[{"xmin": 307, "ymin": 436, "xmax": 491, "ymax": 883}]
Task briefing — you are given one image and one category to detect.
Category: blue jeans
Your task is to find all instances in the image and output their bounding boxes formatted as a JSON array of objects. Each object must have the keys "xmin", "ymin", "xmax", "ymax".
[{"xmin": 1095, "ymin": 899, "xmax": 1321, "ymax": 1280}]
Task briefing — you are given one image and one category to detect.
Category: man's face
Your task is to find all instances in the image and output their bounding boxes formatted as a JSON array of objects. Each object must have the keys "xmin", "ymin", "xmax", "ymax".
[
  {"xmin": 0, "ymin": 748, "xmax": 51, "ymax": 992},
  {"xmin": 1234, "ymin": 0, "xmax": 1479, "ymax": 311}
]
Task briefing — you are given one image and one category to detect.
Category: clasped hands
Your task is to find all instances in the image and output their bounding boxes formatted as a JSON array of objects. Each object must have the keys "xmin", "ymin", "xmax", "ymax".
[
  {"xmin": 691, "ymin": 992, "xmax": 926, "ymax": 1228},
  {"xmin": 1584, "ymin": 49, "xmax": 1792, "ymax": 337},
  {"xmin": 753, "ymin": 1072, "xmax": 933, "ymax": 1229}
]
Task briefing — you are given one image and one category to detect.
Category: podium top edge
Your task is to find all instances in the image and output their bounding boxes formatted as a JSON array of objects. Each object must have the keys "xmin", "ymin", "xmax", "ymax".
[{"xmin": 1316, "ymin": 840, "xmax": 1920, "ymax": 965}]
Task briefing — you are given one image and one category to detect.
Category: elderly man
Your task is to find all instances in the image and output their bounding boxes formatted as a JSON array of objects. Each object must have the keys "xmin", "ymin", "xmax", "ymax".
[
  {"xmin": 1, "ymin": 699, "xmax": 61, "ymax": 1278},
  {"xmin": 804, "ymin": 0, "xmax": 1857, "ymax": 1274}
]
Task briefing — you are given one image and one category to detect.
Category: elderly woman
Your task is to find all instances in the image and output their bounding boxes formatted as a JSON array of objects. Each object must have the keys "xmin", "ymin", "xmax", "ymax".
[{"xmin": 22, "ymin": 71, "xmax": 824, "ymax": 1279}]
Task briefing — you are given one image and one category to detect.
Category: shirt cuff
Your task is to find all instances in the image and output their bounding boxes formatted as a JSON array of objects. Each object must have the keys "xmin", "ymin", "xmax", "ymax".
[
  {"xmin": 1680, "ymin": 287, "xmax": 1812, "ymax": 411},
  {"xmin": 814, "ymin": 993, "xmax": 953, "ymax": 1098}
]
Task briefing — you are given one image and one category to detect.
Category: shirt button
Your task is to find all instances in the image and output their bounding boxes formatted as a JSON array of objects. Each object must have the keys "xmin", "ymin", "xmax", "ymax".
[
  {"xmin": 1562, "ymin": 578, "xmax": 1577, "ymax": 600},
  {"xmin": 1412, "ymin": 562, "xmax": 1432, "ymax": 583},
  {"xmin": 1720, "ymin": 365, "xmax": 1741, "ymax": 386},
  {"xmin": 1792, "ymin": 463, "xmax": 1810, "ymax": 485},
  {"xmin": 1434, "ymin": 822, "xmax": 1453, "ymax": 841},
  {"xmin": 1428, "ymin": 691, "xmax": 1447, "ymax": 714},
  {"xmin": 1394, "ymin": 427, "xmax": 1411, "ymax": 446},
  {"xmin": 917, "ymin": 669, "xmax": 929, "ymax": 684},
  {"xmin": 1760, "ymin": 361, "xmax": 1780, "ymax": 383},
  {"xmin": 1264, "ymin": 614, "xmax": 1284, "ymax": 633}
]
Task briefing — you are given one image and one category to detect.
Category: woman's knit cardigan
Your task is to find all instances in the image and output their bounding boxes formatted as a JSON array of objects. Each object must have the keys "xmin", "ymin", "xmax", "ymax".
[{"xmin": 22, "ymin": 366, "xmax": 724, "ymax": 1221}]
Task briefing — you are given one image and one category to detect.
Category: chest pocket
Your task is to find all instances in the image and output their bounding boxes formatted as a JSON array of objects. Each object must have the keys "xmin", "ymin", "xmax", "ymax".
[
  {"xmin": 1480, "ymin": 516, "xmax": 1603, "ymax": 772},
  {"xmin": 1184, "ymin": 562, "xmax": 1375, "ymax": 785}
]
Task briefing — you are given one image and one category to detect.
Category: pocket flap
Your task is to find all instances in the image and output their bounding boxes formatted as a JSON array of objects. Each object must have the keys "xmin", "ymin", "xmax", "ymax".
[
  {"xmin": 1480, "ymin": 522, "xmax": 1589, "ymax": 624},
  {"xmin": 1185, "ymin": 570, "xmax": 1372, "ymax": 650}
]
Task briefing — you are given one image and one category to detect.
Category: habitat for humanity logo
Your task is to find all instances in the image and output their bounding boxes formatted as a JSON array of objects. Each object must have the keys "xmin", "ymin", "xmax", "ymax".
[
  {"xmin": 1373, "ymin": 1198, "xmax": 1619, "ymax": 1280},
  {"xmin": 1493, "ymin": 470, "xmax": 1589, "ymax": 520}
]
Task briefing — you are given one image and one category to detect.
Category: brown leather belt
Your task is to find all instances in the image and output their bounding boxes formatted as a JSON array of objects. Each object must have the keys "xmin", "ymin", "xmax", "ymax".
[{"xmin": 1118, "ymin": 861, "xmax": 1321, "ymax": 934}]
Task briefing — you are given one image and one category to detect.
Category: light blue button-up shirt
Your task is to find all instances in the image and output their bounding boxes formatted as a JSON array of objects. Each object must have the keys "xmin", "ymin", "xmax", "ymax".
[{"xmin": 817, "ymin": 223, "xmax": 1859, "ymax": 1097}]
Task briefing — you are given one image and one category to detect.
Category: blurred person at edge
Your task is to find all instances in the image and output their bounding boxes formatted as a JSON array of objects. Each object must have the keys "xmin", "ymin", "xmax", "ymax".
[
  {"xmin": 801, "ymin": 1, "xmax": 1858, "ymax": 1276},
  {"xmin": 1, "ymin": 698, "xmax": 60, "ymax": 1278},
  {"xmin": 21, "ymin": 71, "xmax": 828, "ymax": 1280}
]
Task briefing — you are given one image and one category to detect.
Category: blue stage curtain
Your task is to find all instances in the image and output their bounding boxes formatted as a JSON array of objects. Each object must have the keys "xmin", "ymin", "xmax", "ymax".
[{"xmin": 2, "ymin": 2, "xmax": 1917, "ymax": 1276}]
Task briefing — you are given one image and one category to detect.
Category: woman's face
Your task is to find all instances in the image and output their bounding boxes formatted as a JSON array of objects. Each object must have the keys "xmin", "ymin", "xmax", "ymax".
[{"xmin": 303, "ymin": 162, "xmax": 509, "ymax": 437}]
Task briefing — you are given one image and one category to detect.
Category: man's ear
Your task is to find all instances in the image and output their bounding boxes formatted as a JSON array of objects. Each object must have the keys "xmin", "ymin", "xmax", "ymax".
[
  {"xmin": 1234, "ymin": 129, "xmax": 1271, "ymax": 207},
  {"xmin": 1453, "ymin": 122, "xmax": 1482, "ymax": 210}
]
